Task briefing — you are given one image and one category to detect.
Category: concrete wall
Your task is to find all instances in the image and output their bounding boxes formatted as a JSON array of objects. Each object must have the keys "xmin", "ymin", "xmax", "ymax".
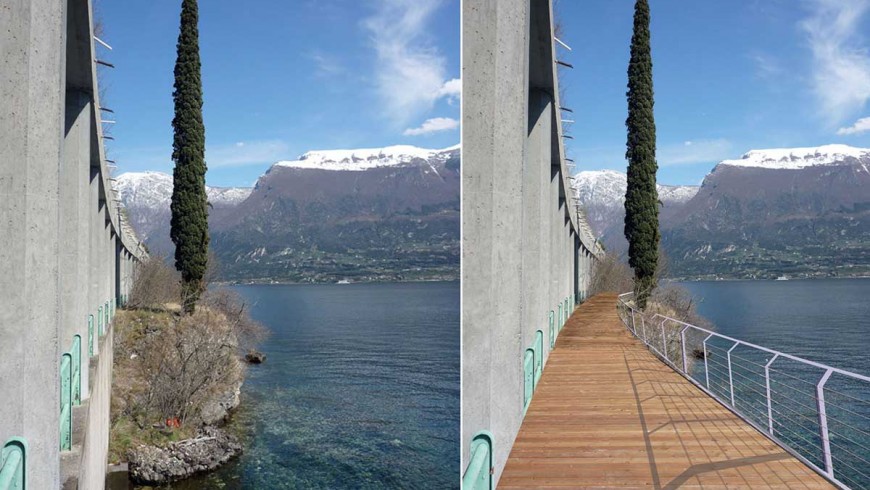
[
  {"xmin": 0, "ymin": 0, "xmax": 145, "ymax": 487},
  {"xmin": 461, "ymin": 0, "xmax": 603, "ymax": 484}
]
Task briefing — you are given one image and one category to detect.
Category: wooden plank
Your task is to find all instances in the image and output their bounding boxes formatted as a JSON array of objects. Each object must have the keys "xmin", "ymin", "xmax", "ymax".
[{"xmin": 499, "ymin": 293, "xmax": 834, "ymax": 489}]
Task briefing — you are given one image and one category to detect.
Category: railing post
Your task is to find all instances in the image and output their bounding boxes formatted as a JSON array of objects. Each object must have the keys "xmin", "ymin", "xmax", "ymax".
[
  {"xmin": 640, "ymin": 316, "xmax": 646, "ymax": 344},
  {"xmin": 630, "ymin": 309, "xmax": 636, "ymax": 335},
  {"xmin": 88, "ymin": 314, "xmax": 94, "ymax": 357},
  {"xmin": 764, "ymin": 354, "xmax": 779, "ymax": 436},
  {"xmin": 660, "ymin": 319, "xmax": 667, "ymax": 360},
  {"xmin": 703, "ymin": 334, "xmax": 713, "ymax": 389},
  {"xmin": 680, "ymin": 326, "xmax": 689, "ymax": 374},
  {"xmin": 727, "ymin": 342, "xmax": 739, "ymax": 407},
  {"xmin": 815, "ymin": 369, "xmax": 834, "ymax": 478}
]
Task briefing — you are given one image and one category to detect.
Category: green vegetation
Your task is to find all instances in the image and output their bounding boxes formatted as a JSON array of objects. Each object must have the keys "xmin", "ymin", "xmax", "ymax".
[
  {"xmin": 624, "ymin": 0, "xmax": 660, "ymax": 309},
  {"xmin": 170, "ymin": 0, "xmax": 209, "ymax": 313}
]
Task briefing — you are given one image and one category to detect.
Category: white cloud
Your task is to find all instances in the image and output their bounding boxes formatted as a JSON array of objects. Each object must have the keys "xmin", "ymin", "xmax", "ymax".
[
  {"xmin": 362, "ymin": 0, "xmax": 456, "ymax": 126},
  {"xmin": 206, "ymin": 140, "xmax": 290, "ymax": 167},
  {"xmin": 658, "ymin": 139, "xmax": 733, "ymax": 166},
  {"xmin": 800, "ymin": 0, "xmax": 870, "ymax": 124},
  {"xmin": 403, "ymin": 117, "xmax": 459, "ymax": 136},
  {"xmin": 837, "ymin": 116, "xmax": 870, "ymax": 134},
  {"xmin": 436, "ymin": 78, "xmax": 461, "ymax": 101}
]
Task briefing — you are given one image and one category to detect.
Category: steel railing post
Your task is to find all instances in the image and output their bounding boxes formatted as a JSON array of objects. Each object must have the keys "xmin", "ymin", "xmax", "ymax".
[
  {"xmin": 703, "ymin": 334, "xmax": 713, "ymax": 389},
  {"xmin": 815, "ymin": 369, "xmax": 834, "ymax": 478},
  {"xmin": 727, "ymin": 342, "xmax": 739, "ymax": 407},
  {"xmin": 660, "ymin": 319, "xmax": 667, "ymax": 360},
  {"xmin": 764, "ymin": 354, "xmax": 779, "ymax": 436},
  {"xmin": 680, "ymin": 326, "xmax": 689, "ymax": 374},
  {"xmin": 640, "ymin": 316, "xmax": 646, "ymax": 344}
]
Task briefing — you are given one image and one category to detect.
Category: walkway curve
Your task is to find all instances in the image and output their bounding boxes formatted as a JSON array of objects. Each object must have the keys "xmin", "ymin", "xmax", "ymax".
[{"xmin": 499, "ymin": 293, "xmax": 834, "ymax": 489}]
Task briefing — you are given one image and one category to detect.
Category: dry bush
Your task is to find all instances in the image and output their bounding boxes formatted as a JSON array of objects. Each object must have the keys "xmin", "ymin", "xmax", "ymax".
[
  {"xmin": 201, "ymin": 287, "xmax": 267, "ymax": 354},
  {"xmin": 589, "ymin": 253, "xmax": 634, "ymax": 295},
  {"xmin": 138, "ymin": 308, "xmax": 243, "ymax": 424},
  {"xmin": 128, "ymin": 255, "xmax": 181, "ymax": 310}
]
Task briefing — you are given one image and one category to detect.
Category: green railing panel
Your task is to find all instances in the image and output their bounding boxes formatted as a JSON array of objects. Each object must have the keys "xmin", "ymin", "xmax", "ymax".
[
  {"xmin": 60, "ymin": 354, "xmax": 72, "ymax": 451},
  {"xmin": 523, "ymin": 349, "xmax": 534, "ymax": 412},
  {"xmin": 88, "ymin": 314, "xmax": 94, "ymax": 358},
  {"xmin": 534, "ymin": 330, "xmax": 543, "ymax": 386},
  {"xmin": 557, "ymin": 304, "xmax": 563, "ymax": 330},
  {"xmin": 461, "ymin": 431, "xmax": 493, "ymax": 490},
  {"xmin": 71, "ymin": 335, "xmax": 81, "ymax": 405},
  {"xmin": 104, "ymin": 300, "xmax": 109, "ymax": 327},
  {"xmin": 0, "ymin": 437, "xmax": 27, "ymax": 490},
  {"xmin": 549, "ymin": 310, "xmax": 555, "ymax": 350},
  {"xmin": 97, "ymin": 306, "xmax": 103, "ymax": 337}
]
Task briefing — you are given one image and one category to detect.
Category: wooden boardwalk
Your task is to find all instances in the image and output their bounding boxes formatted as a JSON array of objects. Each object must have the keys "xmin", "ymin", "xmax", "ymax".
[{"xmin": 500, "ymin": 293, "xmax": 834, "ymax": 489}]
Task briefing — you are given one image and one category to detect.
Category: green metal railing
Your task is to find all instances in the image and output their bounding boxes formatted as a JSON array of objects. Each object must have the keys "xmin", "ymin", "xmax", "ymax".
[
  {"xmin": 71, "ymin": 335, "xmax": 81, "ymax": 405},
  {"xmin": 60, "ymin": 353, "xmax": 72, "ymax": 451},
  {"xmin": 97, "ymin": 306, "xmax": 103, "ymax": 336},
  {"xmin": 534, "ymin": 330, "xmax": 543, "ymax": 385},
  {"xmin": 461, "ymin": 431, "xmax": 493, "ymax": 490},
  {"xmin": 523, "ymin": 349, "xmax": 534, "ymax": 413},
  {"xmin": 0, "ymin": 437, "xmax": 26, "ymax": 490},
  {"xmin": 88, "ymin": 314, "xmax": 94, "ymax": 357},
  {"xmin": 548, "ymin": 310, "xmax": 555, "ymax": 349}
]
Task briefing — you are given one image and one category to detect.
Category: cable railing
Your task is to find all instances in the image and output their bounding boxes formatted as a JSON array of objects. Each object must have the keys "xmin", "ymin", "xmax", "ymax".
[{"xmin": 616, "ymin": 292, "xmax": 870, "ymax": 490}]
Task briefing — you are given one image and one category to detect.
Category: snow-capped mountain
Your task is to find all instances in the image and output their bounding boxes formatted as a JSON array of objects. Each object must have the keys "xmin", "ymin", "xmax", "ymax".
[
  {"xmin": 718, "ymin": 144, "xmax": 870, "ymax": 170},
  {"xmin": 273, "ymin": 144, "xmax": 460, "ymax": 172},
  {"xmin": 572, "ymin": 145, "xmax": 870, "ymax": 278},
  {"xmin": 212, "ymin": 144, "xmax": 460, "ymax": 282},
  {"xmin": 115, "ymin": 145, "xmax": 460, "ymax": 282},
  {"xmin": 572, "ymin": 170, "xmax": 698, "ymax": 250},
  {"xmin": 115, "ymin": 171, "xmax": 252, "ymax": 252},
  {"xmin": 115, "ymin": 172, "xmax": 253, "ymax": 209},
  {"xmin": 664, "ymin": 144, "xmax": 870, "ymax": 278}
]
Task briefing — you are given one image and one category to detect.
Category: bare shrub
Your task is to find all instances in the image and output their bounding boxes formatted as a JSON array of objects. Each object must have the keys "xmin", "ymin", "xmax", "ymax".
[
  {"xmin": 137, "ymin": 308, "xmax": 243, "ymax": 425},
  {"xmin": 589, "ymin": 253, "xmax": 634, "ymax": 295},
  {"xmin": 201, "ymin": 287, "xmax": 268, "ymax": 355},
  {"xmin": 128, "ymin": 256, "xmax": 181, "ymax": 310}
]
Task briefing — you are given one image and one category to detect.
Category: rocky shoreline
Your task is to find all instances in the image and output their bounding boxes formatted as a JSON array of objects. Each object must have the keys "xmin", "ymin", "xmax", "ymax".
[{"xmin": 127, "ymin": 426, "xmax": 242, "ymax": 485}]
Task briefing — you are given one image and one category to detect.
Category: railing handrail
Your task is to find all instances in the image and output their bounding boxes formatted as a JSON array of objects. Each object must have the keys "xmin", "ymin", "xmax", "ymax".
[{"xmin": 617, "ymin": 292, "xmax": 870, "ymax": 383}]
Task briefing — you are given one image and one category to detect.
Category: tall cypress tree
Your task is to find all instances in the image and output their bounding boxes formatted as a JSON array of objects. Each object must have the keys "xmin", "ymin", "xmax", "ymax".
[
  {"xmin": 170, "ymin": 0, "xmax": 208, "ymax": 314},
  {"xmin": 624, "ymin": 0, "xmax": 659, "ymax": 309}
]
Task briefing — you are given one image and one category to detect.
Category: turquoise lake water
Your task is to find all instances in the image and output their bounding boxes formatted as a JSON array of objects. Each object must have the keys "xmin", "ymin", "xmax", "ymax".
[{"xmin": 182, "ymin": 281, "xmax": 460, "ymax": 489}]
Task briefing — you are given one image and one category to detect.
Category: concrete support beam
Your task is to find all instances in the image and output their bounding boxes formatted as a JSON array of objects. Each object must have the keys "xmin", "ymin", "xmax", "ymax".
[{"xmin": 61, "ymin": 89, "xmax": 93, "ymax": 398}]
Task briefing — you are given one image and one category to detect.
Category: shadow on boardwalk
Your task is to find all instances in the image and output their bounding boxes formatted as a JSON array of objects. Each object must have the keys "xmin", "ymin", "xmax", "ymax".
[{"xmin": 500, "ymin": 293, "xmax": 834, "ymax": 489}]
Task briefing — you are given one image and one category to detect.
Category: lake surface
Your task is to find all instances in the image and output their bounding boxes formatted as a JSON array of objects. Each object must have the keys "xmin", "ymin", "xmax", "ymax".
[
  {"xmin": 678, "ymin": 278, "xmax": 869, "ymax": 488},
  {"xmin": 679, "ymin": 278, "xmax": 870, "ymax": 373},
  {"xmin": 183, "ymin": 281, "xmax": 459, "ymax": 489}
]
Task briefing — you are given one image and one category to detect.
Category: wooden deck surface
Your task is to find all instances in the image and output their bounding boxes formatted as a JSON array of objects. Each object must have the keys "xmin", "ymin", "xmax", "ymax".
[{"xmin": 499, "ymin": 293, "xmax": 834, "ymax": 489}]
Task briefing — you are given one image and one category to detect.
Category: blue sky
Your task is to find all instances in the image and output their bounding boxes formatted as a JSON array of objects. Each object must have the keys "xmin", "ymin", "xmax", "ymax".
[
  {"xmin": 98, "ymin": 0, "xmax": 459, "ymax": 187},
  {"xmin": 559, "ymin": 0, "xmax": 870, "ymax": 185}
]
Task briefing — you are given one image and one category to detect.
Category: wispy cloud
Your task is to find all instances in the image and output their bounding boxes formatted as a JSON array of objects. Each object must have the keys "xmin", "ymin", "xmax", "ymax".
[
  {"xmin": 362, "ymin": 0, "xmax": 455, "ymax": 126},
  {"xmin": 800, "ymin": 0, "xmax": 870, "ymax": 124},
  {"xmin": 658, "ymin": 139, "xmax": 733, "ymax": 166},
  {"xmin": 207, "ymin": 140, "xmax": 290, "ymax": 167},
  {"xmin": 837, "ymin": 115, "xmax": 870, "ymax": 134},
  {"xmin": 403, "ymin": 117, "xmax": 458, "ymax": 136},
  {"xmin": 308, "ymin": 51, "xmax": 345, "ymax": 77},
  {"xmin": 750, "ymin": 52, "xmax": 783, "ymax": 80}
]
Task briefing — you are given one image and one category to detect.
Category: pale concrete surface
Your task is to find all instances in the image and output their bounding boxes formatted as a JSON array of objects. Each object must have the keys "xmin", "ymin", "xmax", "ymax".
[
  {"xmin": 0, "ymin": 0, "xmax": 144, "ymax": 487},
  {"xmin": 461, "ymin": 0, "xmax": 602, "ymax": 484}
]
